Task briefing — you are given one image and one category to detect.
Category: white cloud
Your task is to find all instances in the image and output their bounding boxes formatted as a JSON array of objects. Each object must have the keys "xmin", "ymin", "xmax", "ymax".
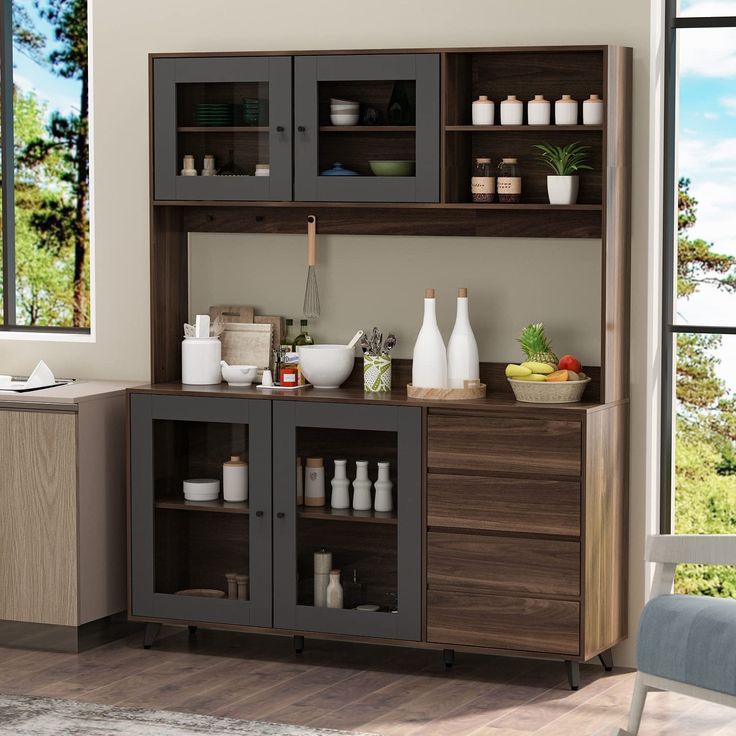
[
  {"xmin": 680, "ymin": 0, "xmax": 736, "ymax": 16},
  {"xmin": 679, "ymin": 26, "xmax": 736, "ymax": 78},
  {"xmin": 720, "ymin": 97, "xmax": 736, "ymax": 115}
]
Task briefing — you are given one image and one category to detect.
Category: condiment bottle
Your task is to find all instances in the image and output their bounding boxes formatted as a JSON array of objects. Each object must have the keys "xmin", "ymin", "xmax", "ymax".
[
  {"xmin": 497, "ymin": 158, "xmax": 522, "ymax": 203},
  {"xmin": 293, "ymin": 319, "xmax": 314, "ymax": 350},
  {"xmin": 326, "ymin": 569, "xmax": 344, "ymax": 609},
  {"xmin": 281, "ymin": 319, "xmax": 294, "ymax": 353},
  {"xmin": 471, "ymin": 157, "xmax": 496, "ymax": 203},
  {"xmin": 472, "ymin": 95, "xmax": 494, "ymax": 126}
]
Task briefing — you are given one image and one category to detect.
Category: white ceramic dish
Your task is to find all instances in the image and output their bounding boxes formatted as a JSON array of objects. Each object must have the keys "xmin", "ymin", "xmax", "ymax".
[
  {"xmin": 330, "ymin": 112, "xmax": 360, "ymax": 126},
  {"xmin": 356, "ymin": 604, "xmax": 380, "ymax": 612},
  {"xmin": 298, "ymin": 345, "xmax": 355, "ymax": 389},
  {"xmin": 331, "ymin": 97, "xmax": 358, "ymax": 106},
  {"xmin": 183, "ymin": 478, "xmax": 220, "ymax": 501},
  {"xmin": 221, "ymin": 362, "xmax": 258, "ymax": 386}
]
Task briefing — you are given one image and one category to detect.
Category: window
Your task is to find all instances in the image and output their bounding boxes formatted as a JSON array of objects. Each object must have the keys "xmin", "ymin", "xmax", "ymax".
[
  {"xmin": 662, "ymin": 0, "xmax": 736, "ymax": 596},
  {"xmin": 0, "ymin": 0, "xmax": 89, "ymax": 332}
]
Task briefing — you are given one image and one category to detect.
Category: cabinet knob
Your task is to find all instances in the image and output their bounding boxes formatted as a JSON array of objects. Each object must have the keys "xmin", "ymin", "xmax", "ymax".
[
  {"xmin": 255, "ymin": 510, "xmax": 264, "ymax": 517},
  {"xmin": 276, "ymin": 512, "xmax": 286, "ymax": 519},
  {"xmin": 297, "ymin": 125, "xmax": 306, "ymax": 132},
  {"xmin": 276, "ymin": 125, "xmax": 285, "ymax": 132}
]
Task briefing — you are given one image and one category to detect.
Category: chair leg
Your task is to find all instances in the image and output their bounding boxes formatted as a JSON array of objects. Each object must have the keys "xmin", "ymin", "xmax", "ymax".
[
  {"xmin": 626, "ymin": 673, "xmax": 649, "ymax": 735},
  {"xmin": 565, "ymin": 660, "xmax": 580, "ymax": 690},
  {"xmin": 598, "ymin": 648, "xmax": 614, "ymax": 672},
  {"xmin": 142, "ymin": 622, "xmax": 161, "ymax": 650}
]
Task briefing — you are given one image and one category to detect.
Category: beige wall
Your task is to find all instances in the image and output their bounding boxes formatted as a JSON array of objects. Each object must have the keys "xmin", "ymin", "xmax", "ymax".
[{"xmin": 2, "ymin": 0, "xmax": 653, "ymax": 666}]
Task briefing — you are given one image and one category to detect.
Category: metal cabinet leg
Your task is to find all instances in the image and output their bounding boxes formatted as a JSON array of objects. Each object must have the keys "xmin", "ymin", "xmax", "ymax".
[
  {"xmin": 143, "ymin": 623, "xmax": 161, "ymax": 650},
  {"xmin": 598, "ymin": 648, "xmax": 614, "ymax": 672},
  {"xmin": 565, "ymin": 660, "xmax": 580, "ymax": 690},
  {"xmin": 443, "ymin": 649, "xmax": 455, "ymax": 669},
  {"xmin": 294, "ymin": 635, "xmax": 305, "ymax": 655}
]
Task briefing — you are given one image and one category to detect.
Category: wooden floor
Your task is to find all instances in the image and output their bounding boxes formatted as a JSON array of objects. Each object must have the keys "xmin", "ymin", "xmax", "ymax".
[{"xmin": 0, "ymin": 627, "xmax": 734, "ymax": 735}]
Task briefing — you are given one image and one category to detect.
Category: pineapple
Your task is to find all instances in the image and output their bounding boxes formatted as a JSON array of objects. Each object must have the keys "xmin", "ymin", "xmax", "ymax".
[{"xmin": 518, "ymin": 323, "xmax": 558, "ymax": 367}]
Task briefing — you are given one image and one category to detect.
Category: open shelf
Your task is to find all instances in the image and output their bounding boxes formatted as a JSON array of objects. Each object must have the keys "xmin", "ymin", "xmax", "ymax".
[
  {"xmin": 298, "ymin": 506, "xmax": 398, "ymax": 525},
  {"xmin": 446, "ymin": 125, "xmax": 602, "ymax": 132},
  {"xmin": 319, "ymin": 125, "xmax": 416, "ymax": 133},
  {"xmin": 156, "ymin": 497, "xmax": 250, "ymax": 515},
  {"xmin": 177, "ymin": 126, "xmax": 269, "ymax": 133}
]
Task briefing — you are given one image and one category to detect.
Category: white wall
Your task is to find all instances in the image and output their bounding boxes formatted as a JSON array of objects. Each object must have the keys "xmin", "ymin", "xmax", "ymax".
[{"xmin": 3, "ymin": 0, "xmax": 653, "ymax": 666}]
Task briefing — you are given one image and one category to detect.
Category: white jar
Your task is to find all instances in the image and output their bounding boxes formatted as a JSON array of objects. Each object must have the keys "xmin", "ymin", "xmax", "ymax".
[
  {"xmin": 330, "ymin": 459, "xmax": 350, "ymax": 509},
  {"xmin": 583, "ymin": 94, "xmax": 604, "ymax": 125},
  {"xmin": 182, "ymin": 337, "xmax": 221, "ymax": 385},
  {"xmin": 352, "ymin": 461, "xmax": 372, "ymax": 511},
  {"xmin": 373, "ymin": 462, "xmax": 393, "ymax": 513},
  {"xmin": 326, "ymin": 569, "xmax": 343, "ymax": 609},
  {"xmin": 500, "ymin": 95, "xmax": 524, "ymax": 125},
  {"xmin": 555, "ymin": 94, "xmax": 578, "ymax": 125},
  {"xmin": 223, "ymin": 455, "xmax": 248, "ymax": 502},
  {"xmin": 304, "ymin": 458, "xmax": 325, "ymax": 507},
  {"xmin": 527, "ymin": 95, "xmax": 551, "ymax": 126},
  {"xmin": 472, "ymin": 95, "xmax": 494, "ymax": 126}
]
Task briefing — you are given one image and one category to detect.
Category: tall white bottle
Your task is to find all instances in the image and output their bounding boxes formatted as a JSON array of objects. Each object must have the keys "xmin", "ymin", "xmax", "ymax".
[
  {"xmin": 447, "ymin": 288, "xmax": 480, "ymax": 388},
  {"xmin": 412, "ymin": 288, "xmax": 447, "ymax": 388}
]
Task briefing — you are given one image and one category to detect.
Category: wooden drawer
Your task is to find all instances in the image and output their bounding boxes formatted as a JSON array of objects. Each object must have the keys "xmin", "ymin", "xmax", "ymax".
[
  {"xmin": 427, "ymin": 589, "xmax": 580, "ymax": 655},
  {"xmin": 428, "ymin": 474, "xmax": 580, "ymax": 537},
  {"xmin": 428, "ymin": 532, "xmax": 580, "ymax": 598},
  {"xmin": 427, "ymin": 414, "xmax": 581, "ymax": 477}
]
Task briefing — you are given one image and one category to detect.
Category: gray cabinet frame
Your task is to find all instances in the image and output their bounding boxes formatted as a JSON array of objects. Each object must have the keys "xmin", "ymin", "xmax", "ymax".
[
  {"xmin": 272, "ymin": 401, "xmax": 423, "ymax": 641},
  {"xmin": 294, "ymin": 54, "xmax": 440, "ymax": 202},
  {"xmin": 153, "ymin": 56, "xmax": 292, "ymax": 201},
  {"xmin": 130, "ymin": 394, "xmax": 272, "ymax": 627}
]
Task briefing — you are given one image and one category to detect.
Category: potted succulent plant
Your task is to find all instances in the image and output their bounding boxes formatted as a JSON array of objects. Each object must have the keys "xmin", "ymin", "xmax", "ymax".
[{"xmin": 534, "ymin": 142, "xmax": 592, "ymax": 205}]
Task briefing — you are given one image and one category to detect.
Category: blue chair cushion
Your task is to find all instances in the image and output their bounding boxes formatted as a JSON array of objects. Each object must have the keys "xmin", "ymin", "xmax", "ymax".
[{"xmin": 637, "ymin": 594, "xmax": 736, "ymax": 695}]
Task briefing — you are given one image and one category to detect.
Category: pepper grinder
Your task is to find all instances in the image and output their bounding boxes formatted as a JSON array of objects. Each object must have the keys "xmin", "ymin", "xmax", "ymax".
[
  {"xmin": 235, "ymin": 574, "xmax": 248, "ymax": 601},
  {"xmin": 314, "ymin": 548, "xmax": 332, "ymax": 607},
  {"xmin": 225, "ymin": 572, "xmax": 238, "ymax": 600}
]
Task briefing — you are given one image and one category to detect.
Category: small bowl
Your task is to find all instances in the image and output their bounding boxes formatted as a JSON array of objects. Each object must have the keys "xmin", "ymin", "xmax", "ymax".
[
  {"xmin": 369, "ymin": 160, "xmax": 416, "ymax": 176},
  {"xmin": 183, "ymin": 478, "xmax": 220, "ymax": 501},
  {"xmin": 298, "ymin": 345, "xmax": 355, "ymax": 389},
  {"xmin": 221, "ymin": 363, "xmax": 258, "ymax": 386},
  {"xmin": 331, "ymin": 112, "xmax": 360, "ymax": 126},
  {"xmin": 331, "ymin": 97, "xmax": 358, "ymax": 106}
]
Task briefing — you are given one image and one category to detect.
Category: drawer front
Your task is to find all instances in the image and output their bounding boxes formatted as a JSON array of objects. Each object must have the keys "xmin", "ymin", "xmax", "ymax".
[
  {"xmin": 428, "ymin": 415, "xmax": 582, "ymax": 477},
  {"xmin": 427, "ymin": 589, "xmax": 580, "ymax": 655},
  {"xmin": 428, "ymin": 532, "xmax": 580, "ymax": 598},
  {"xmin": 428, "ymin": 474, "xmax": 580, "ymax": 537}
]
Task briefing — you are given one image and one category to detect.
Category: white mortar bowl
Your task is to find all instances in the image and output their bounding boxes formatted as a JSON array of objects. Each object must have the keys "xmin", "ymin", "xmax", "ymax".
[
  {"xmin": 298, "ymin": 345, "xmax": 355, "ymax": 389},
  {"xmin": 221, "ymin": 363, "xmax": 258, "ymax": 386}
]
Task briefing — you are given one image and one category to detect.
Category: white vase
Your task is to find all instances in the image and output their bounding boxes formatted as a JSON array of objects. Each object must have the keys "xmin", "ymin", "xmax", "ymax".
[
  {"xmin": 304, "ymin": 457, "xmax": 325, "ymax": 507},
  {"xmin": 326, "ymin": 570, "xmax": 343, "ymax": 609},
  {"xmin": 527, "ymin": 95, "xmax": 550, "ymax": 125},
  {"xmin": 223, "ymin": 455, "xmax": 248, "ymax": 502},
  {"xmin": 547, "ymin": 175, "xmax": 580, "ymax": 205},
  {"xmin": 555, "ymin": 95, "xmax": 578, "ymax": 125},
  {"xmin": 500, "ymin": 95, "xmax": 523, "ymax": 125},
  {"xmin": 352, "ymin": 461, "xmax": 372, "ymax": 511},
  {"xmin": 447, "ymin": 288, "xmax": 480, "ymax": 389},
  {"xmin": 374, "ymin": 462, "xmax": 393, "ymax": 513},
  {"xmin": 472, "ymin": 95, "xmax": 494, "ymax": 125},
  {"xmin": 330, "ymin": 459, "xmax": 350, "ymax": 509},
  {"xmin": 412, "ymin": 288, "xmax": 447, "ymax": 389},
  {"xmin": 583, "ymin": 94, "xmax": 604, "ymax": 125}
]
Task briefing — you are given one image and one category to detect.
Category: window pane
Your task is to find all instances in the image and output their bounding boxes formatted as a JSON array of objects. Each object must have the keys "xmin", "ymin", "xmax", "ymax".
[
  {"xmin": 674, "ymin": 332, "xmax": 736, "ymax": 596},
  {"xmin": 675, "ymin": 27, "xmax": 736, "ymax": 327},
  {"xmin": 679, "ymin": 0, "xmax": 736, "ymax": 16},
  {"xmin": 11, "ymin": 0, "xmax": 89, "ymax": 328}
]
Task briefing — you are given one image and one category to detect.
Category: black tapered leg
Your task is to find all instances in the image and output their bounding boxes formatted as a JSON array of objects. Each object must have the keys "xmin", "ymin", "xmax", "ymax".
[
  {"xmin": 598, "ymin": 648, "xmax": 613, "ymax": 672},
  {"xmin": 443, "ymin": 649, "xmax": 455, "ymax": 669},
  {"xmin": 294, "ymin": 635, "xmax": 305, "ymax": 654},
  {"xmin": 143, "ymin": 623, "xmax": 161, "ymax": 650},
  {"xmin": 565, "ymin": 660, "xmax": 580, "ymax": 690},
  {"xmin": 188, "ymin": 625, "xmax": 198, "ymax": 636}
]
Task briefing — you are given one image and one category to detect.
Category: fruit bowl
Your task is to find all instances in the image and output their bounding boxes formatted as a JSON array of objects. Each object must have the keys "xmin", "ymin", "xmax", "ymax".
[{"xmin": 508, "ymin": 376, "xmax": 591, "ymax": 404}]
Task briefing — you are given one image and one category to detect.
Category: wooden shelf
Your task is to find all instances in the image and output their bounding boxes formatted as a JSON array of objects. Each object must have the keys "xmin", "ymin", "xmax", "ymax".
[
  {"xmin": 445, "ymin": 125, "xmax": 602, "ymax": 132},
  {"xmin": 298, "ymin": 506, "xmax": 398, "ymax": 525},
  {"xmin": 177, "ymin": 126, "xmax": 269, "ymax": 133},
  {"xmin": 319, "ymin": 125, "xmax": 416, "ymax": 133},
  {"xmin": 442, "ymin": 203, "xmax": 602, "ymax": 211},
  {"xmin": 156, "ymin": 497, "xmax": 250, "ymax": 514}
]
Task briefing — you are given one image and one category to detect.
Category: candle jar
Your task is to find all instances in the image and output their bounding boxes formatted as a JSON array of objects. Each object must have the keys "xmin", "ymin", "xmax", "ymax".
[
  {"xmin": 497, "ymin": 158, "xmax": 522, "ymax": 203},
  {"xmin": 304, "ymin": 458, "xmax": 325, "ymax": 506},
  {"xmin": 471, "ymin": 157, "xmax": 496, "ymax": 203}
]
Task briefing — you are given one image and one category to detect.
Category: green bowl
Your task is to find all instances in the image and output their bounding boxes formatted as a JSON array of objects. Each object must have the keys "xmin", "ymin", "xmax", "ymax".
[{"xmin": 369, "ymin": 160, "xmax": 416, "ymax": 176}]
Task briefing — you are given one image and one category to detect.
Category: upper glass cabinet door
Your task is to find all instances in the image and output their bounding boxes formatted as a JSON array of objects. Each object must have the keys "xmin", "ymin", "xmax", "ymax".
[
  {"xmin": 153, "ymin": 57, "xmax": 292, "ymax": 201},
  {"xmin": 293, "ymin": 54, "xmax": 440, "ymax": 203}
]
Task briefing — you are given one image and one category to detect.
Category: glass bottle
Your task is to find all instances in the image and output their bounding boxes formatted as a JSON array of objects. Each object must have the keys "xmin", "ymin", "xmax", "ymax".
[
  {"xmin": 293, "ymin": 319, "xmax": 314, "ymax": 350},
  {"xmin": 497, "ymin": 158, "xmax": 522, "ymax": 203},
  {"xmin": 281, "ymin": 319, "xmax": 294, "ymax": 352},
  {"xmin": 326, "ymin": 569, "xmax": 344, "ymax": 609},
  {"xmin": 471, "ymin": 157, "xmax": 495, "ymax": 203}
]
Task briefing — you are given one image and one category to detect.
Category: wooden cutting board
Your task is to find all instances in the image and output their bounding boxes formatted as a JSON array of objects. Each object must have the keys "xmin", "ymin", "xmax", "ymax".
[
  {"xmin": 254, "ymin": 315, "xmax": 286, "ymax": 354},
  {"xmin": 221, "ymin": 323, "xmax": 272, "ymax": 370},
  {"xmin": 209, "ymin": 305, "xmax": 256, "ymax": 324}
]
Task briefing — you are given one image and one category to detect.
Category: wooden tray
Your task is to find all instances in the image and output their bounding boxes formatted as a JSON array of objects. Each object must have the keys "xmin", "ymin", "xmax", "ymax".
[{"xmin": 407, "ymin": 381, "xmax": 486, "ymax": 401}]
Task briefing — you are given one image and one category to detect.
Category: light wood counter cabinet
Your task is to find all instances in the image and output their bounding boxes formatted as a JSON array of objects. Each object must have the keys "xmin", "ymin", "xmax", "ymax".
[{"xmin": 0, "ymin": 381, "xmax": 141, "ymax": 649}]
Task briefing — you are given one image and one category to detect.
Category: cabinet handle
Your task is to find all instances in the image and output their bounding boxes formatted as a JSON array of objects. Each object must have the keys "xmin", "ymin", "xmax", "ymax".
[
  {"xmin": 276, "ymin": 512, "xmax": 286, "ymax": 519},
  {"xmin": 276, "ymin": 125, "xmax": 285, "ymax": 132},
  {"xmin": 255, "ymin": 510, "xmax": 264, "ymax": 517},
  {"xmin": 297, "ymin": 125, "xmax": 306, "ymax": 132}
]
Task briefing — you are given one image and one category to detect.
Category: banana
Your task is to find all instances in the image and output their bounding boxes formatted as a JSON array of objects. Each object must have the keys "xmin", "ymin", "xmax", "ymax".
[
  {"xmin": 520, "ymin": 361, "xmax": 555, "ymax": 375},
  {"xmin": 505, "ymin": 363, "xmax": 532, "ymax": 377}
]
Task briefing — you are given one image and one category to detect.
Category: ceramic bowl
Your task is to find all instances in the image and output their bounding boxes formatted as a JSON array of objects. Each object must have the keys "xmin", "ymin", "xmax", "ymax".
[
  {"xmin": 369, "ymin": 160, "xmax": 416, "ymax": 176},
  {"xmin": 298, "ymin": 345, "xmax": 355, "ymax": 389},
  {"xmin": 330, "ymin": 112, "xmax": 360, "ymax": 126},
  {"xmin": 183, "ymin": 478, "xmax": 220, "ymax": 501},
  {"xmin": 331, "ymin": 97, "xmax": 358, "ymax": 107},
  {"xmin": 221, "ymin": 363, "xmax": 258, "ymax": 386},
  {"xmin": 331, "ymin": 105, "xmax": 359, "ymax": 113}
]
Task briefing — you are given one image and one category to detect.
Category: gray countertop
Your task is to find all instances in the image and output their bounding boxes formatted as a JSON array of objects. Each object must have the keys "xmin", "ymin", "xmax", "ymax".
[{"xmin": 0, "ymin": 380, "xmax": 145, "ymax": 409}]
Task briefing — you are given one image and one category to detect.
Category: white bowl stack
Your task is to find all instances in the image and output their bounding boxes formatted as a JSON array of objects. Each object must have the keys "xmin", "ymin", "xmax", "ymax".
[
  {"xmin": 331, "ymin": 98, "xmax": 359, "ymax": 126},
  {"xmin": 183, "ymin": 478, "xmax": 220, "ymax": 501}
]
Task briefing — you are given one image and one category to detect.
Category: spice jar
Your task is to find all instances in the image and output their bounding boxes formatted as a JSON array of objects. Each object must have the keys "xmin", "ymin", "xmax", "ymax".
[
  {"xmin": 471, "ymin": 157, "xmax": 496, "ymax": 203},
  {"xmin": 497, "ymin": 158, "xmax": 521, "ymax": 203}
]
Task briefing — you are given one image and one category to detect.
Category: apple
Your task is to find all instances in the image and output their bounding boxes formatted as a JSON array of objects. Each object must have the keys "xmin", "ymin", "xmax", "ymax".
[{"xmin": 558, "ymin": 354, "xmax": 582, "ymax": 373}]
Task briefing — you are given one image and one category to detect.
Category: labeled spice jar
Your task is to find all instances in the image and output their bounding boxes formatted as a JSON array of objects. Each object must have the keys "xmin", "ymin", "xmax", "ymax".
[
  {"xmin": 471, "ymin": 157, "xmax": 496, "ymax": 203},
  {"xmin": 497, "ymin": 158, "xmax": 522, "ymax": 203}
]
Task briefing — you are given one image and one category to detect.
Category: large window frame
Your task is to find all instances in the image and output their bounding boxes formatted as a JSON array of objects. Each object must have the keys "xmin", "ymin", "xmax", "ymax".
[
  {"xmin": 0, "ymin": 0, "xmax": 89, "ymax": 334},
  {"xmin": 661, "ymin": 0, "xmax": 736, "ymax": 532}
]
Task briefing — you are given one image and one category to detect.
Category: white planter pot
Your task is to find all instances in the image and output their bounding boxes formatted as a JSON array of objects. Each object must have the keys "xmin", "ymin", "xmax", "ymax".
[{"xmin": 547, "ymin": 175, "xmax": 579, "ymax": 205}]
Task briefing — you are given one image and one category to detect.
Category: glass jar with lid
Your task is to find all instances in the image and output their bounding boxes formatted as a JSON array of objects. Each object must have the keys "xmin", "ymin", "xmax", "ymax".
[
  {"xmin": 471, "ymin": 157, "xmax": 496, "ymax": 203},
  {"xmin": 497, "ymin": 158, "xmax": 522, "ymax": 203}
]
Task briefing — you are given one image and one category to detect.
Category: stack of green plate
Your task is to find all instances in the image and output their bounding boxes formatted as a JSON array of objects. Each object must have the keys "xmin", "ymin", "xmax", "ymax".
[
  {"xmin": 194, "ymin": 103, "xmax": 235, "ymax": 127},
  {"xmin": 241, "ymin": 97, "xmax": 261, "ymax": 126}
]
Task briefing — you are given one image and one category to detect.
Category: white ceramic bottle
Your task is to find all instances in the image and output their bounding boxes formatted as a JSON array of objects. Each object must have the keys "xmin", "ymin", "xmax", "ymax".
[
  {"xmin": 500, "ymin": 95, "xmax": 524, "ymax": 125},
  {"xmin": 330, "ymin": 459, "xmax": 350, "ymax": 509},
  {"xmin": 223, "ymin": 455, "xmax": 248, "ymax": 502},
  {"xmin": 326, "ymin": 569, "xmax": 344, "ymax": 609},
  {"xmin": 352, "ymin": 461, "xmax": 372, "ymax": 511},
  {"xmin": 373, "ymin": 462, "xmax": 393, "ymax": 513},
  {"xmin": 583, "ymin": 94, "xmax": 604, "ymax": 125},
  {"xmin": 447, "ymin": 288, "xmax": 480, "ymax": 388},
  {"xmin": 527, "ymin": 95, "xmax": 551, "ymax": 125},
  {"xmin": 412, "ymin": 288, "xmax": 447, "ymax": 389},
  {"xmin": 472, "ymin": 95, "xmax": 494, "ymax": 125},
  {"xmin": 304, "ymin": 457, "xmax": 325, "ymax": 507},
  {"xmin": 555, "ymin": 94, "xmax": 578, "ymax": 125}
]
